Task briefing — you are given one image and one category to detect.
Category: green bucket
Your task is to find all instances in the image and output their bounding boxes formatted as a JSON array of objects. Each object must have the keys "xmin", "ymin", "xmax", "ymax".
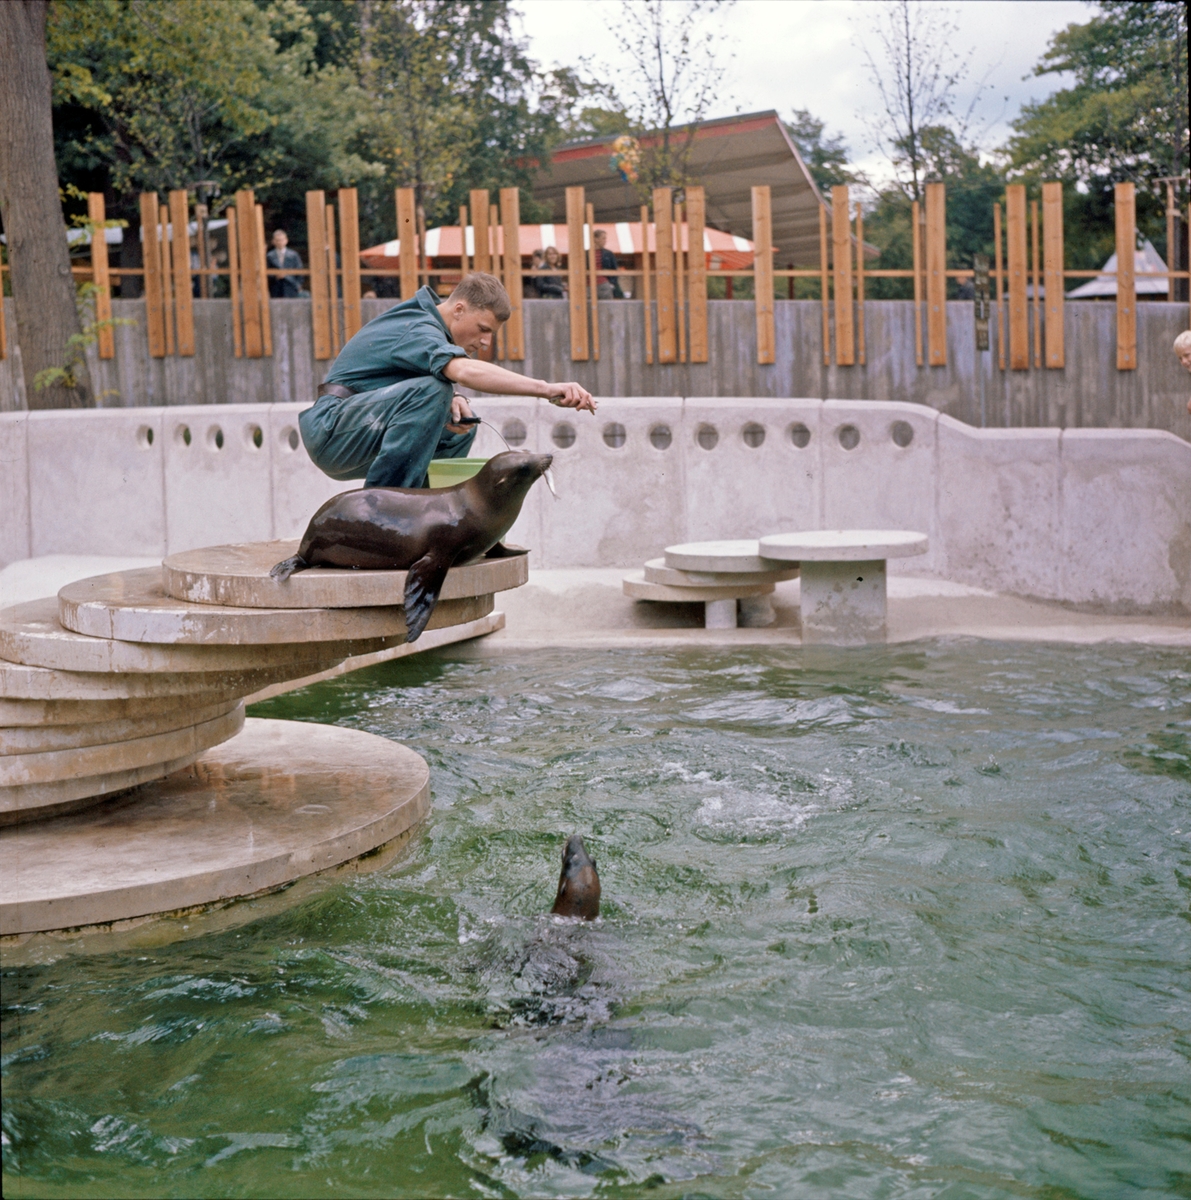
[{"xmin": 426, "ymin": 457, "xmax": 488, "ymax": 488}]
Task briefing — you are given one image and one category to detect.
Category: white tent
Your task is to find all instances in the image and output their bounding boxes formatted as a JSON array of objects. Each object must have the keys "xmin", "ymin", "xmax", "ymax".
[{"xmin": 1067, "ymin": 239, "xmax": 1169, "ymax": 297}]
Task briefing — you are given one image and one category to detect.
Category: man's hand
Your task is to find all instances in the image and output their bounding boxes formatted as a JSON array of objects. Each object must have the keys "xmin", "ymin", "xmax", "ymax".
[
  {"xmin": 545, "ymin": 382, "xmax": 597, "ymax": 413},
  {"xmin": 445, "ymin": 393, "xmax": 475, "ymax": 434}
]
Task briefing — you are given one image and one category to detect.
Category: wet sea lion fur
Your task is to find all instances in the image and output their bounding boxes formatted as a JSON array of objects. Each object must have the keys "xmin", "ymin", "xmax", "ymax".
[
  {"xmin": 270, "ymin": 450, "xmax": 552, "ymax": 641},
  {"xmin": 550, "ymin": 834, "xmax": 601, "ymax": 920}
]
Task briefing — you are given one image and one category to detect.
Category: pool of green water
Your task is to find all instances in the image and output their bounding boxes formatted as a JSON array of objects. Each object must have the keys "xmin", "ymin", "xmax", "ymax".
[{"xmin": 3, "ymin": 642, "xmax": 1190, "ymax": 1199}]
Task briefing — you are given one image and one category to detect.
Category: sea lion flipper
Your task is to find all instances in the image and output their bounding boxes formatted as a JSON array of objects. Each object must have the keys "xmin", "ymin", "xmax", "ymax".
[
  {"xmin": 270, "ymin": 555, "xmax": 308, "ymax": 582},
  {"xmin": 403, "ymin": 554, "xmax": 450, "ymax": 642},
  {"xmin": 484, "ymin": 542, "xmax": 529, "ymax": 559}
]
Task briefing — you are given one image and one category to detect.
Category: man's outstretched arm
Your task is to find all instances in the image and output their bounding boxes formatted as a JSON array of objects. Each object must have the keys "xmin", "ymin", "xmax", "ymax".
[{"xmin": 444, "ymin": 357, "xmax": 596, "ymax": 411}]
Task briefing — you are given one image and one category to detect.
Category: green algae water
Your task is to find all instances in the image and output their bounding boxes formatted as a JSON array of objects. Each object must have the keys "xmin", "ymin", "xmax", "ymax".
[{"xmin": 3, "ymin": 642, "xmax": 1190, "ymax": 1199}]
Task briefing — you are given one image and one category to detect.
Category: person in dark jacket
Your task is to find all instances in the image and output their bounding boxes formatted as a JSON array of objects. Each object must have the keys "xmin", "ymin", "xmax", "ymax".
[{"xmin": 267, "ymin": 230, "xmax": 303, "ymax": 298}]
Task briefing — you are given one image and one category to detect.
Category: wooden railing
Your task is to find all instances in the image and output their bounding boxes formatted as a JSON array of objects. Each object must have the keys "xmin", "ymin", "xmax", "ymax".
[{"xmin": 1, "ymin": 181, "xmax": 1187, "ymax": 373}]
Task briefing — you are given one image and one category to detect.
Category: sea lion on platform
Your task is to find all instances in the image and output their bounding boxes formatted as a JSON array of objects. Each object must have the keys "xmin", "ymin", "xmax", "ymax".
[
  {"xmin": 270, "ymin": 450, "xmax": 552, "ymax": 641},
  {"xmin": 551, "ymin": 834, "xmax": 601, "ymax": 920}
]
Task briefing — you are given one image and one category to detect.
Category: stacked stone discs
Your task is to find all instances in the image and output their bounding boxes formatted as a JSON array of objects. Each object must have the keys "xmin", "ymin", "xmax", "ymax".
[
  {"xmin": 1, "ymin": 543, "xmax": 527, "ymax": 826},
  {"xmin": 622, "ymin": 539, "xmax": 798, "ymax": 628}
]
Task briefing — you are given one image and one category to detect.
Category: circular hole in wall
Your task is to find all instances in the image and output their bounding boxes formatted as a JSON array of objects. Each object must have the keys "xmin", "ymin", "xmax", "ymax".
[
  {"xmin": 136, "ymin": 425, "xmax": 154, "ymax": 450},
  {"xmin": 280, "ymin": 426, "xmax": 300, "ymax": 452},
  {"xmin": 502, "ymin": 418, "xmax": 527, "ymax": 447},
  {"xmin": 552, "ymin": 422, "xmax": 576, "ymax": 449},
  {"xmin": 742, "ymin": 422, "xmax": 766, "ymax": 448},
  {"xmin": 246, "ymin": 424, "xmax": 263, "ymax": 450},
  {"xmin": 649, "ymin": 424, "xmax": 672, "ymax": 450},
  {"xmin": 837, "ymin": 424, "xmax": 860, "ymax": 451},
  {"xmin": 176, "ymin": 424, "xmax": 192, "ymax": 447},
  {"xmin": 603, "ymin": 422, "xmax": 627, "ymax": 449},
  {"xmin": 891, "ymin": 420, "xmax": 914, "ymax": 448},
  {"xmin": 208, "ymin": 426, "xmax": 224, "ymax": 451},
  {"xmin": 696, "ymin": 423, "xmax": 719, "ymax": 450},
  {"xmin": 789, "ymin": 422, "xmax": 811, "ymax": 448}
]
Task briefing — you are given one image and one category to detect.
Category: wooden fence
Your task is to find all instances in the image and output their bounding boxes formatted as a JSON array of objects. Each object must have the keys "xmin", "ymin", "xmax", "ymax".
[{"xmin": 1, "ymin": 181, "xmax": 1187, "ymax": 373}]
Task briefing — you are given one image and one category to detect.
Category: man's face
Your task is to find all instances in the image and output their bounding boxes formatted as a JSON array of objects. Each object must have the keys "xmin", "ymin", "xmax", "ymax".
[
  {"xmin": 1177, "ymin": 346, "xmax": 1191, "ymax": 373},
  {"xmin": 593, "ymin": 231, "xmax": 606, "ymax": 249},
  {"xmin": 445, "ymin": 301, "xmax": 500, "ymax": 356},
  {"xmin": 272, "ymin": 231, "xmax": 288, "ymax": 250}
]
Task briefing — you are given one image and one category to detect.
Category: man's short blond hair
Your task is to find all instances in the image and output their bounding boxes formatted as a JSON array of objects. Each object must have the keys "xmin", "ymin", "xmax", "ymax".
[
  {"xmin": 450, "ymin": 272, "xmax": 511, "ymax": 322},
  {"xmin": 1173, "ymin": 330, "xmax": 1191, "ymax": 355}
]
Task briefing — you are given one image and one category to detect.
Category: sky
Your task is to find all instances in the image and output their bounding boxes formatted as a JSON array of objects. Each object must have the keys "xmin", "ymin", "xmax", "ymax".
[{"xmin": 514, "ymin": 0, "xmax": 1091, "ymax": 182}]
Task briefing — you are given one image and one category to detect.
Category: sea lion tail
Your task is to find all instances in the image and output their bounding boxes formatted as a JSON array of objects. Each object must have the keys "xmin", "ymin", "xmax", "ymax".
[
  {"xmin": 403, "ymin": 553, "xmax": 450, "ymax": 642},
  {"xmin": 270, "ymin": 555, "xmax": 309, "ymax": 582}
]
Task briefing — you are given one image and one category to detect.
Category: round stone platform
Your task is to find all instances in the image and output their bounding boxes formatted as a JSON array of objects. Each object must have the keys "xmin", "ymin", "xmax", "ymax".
[
  {"xmin": 664, "ymin": 539, "xmax": 792, "ymax": 574},
  {"xmin": 59, "ymin": 568, "xmax": 495, "ymax": 646},
  {"xmin": 758, "ymin": 529, "xmax": 929, "ymax": 562},
  {"xmin": 163, "ymin": 541, "xmax": 529, "ymax": 608},
  {"xmin": 0, "ymin": 718, "xmax": 430, "ymax": 937},
  {"xmin": 643, "ymin": 557, "xmax": 798, "ymax": 587},
  {"xmin": 622, "ymin": 572, "xmax": 776, "ymax": 603}
]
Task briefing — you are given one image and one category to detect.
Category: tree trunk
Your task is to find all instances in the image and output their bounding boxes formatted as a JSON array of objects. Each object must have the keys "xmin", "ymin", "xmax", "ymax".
[{"xmin": 0, "ymin": 0, "xmax": 92, "ymax": 409}]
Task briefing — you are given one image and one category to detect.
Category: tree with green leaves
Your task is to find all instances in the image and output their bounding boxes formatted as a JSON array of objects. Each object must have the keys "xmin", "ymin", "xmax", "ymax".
[{"xmin": 785, "ymin": 110, "xmax": 857, "ymax": 193}]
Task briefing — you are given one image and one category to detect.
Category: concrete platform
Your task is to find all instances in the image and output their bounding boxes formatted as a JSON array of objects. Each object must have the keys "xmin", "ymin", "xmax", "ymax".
[
  {"xmin": 0, "ymin": 718, "xmax": 430, "ymax": 936},
  {"xmin": 58, "ymin": 567, "xmax": 494, "ymax": 645},
  {"xmin": 643, "ymin": 557, "xmax": 798, "ymax": 587},
  {"xmin": 163, "ymin": 540, "xmax": 529, "ymax": 608},
  {"xmin": 664, "ymin": 539, "xmax": 783, "ymax": 574},
  {"xmin": 622, "ymin": 571, "xmax": 775, "ymax": 603}
]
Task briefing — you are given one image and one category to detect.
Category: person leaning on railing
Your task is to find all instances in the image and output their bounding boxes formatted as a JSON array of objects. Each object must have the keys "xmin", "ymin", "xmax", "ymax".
[
  {"xmin": 299, "ymin": 272, "xmax": 596, "ymax": 489},
  {"xmin": 534, "ymin": 246, "xmax": 565, "ymax": 299},
  {"xmin": 1175, "ymin": 330, "xmax": 1191, "ymax": 416}
]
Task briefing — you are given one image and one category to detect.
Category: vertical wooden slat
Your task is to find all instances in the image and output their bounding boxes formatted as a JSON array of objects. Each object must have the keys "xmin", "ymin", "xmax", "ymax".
[
  {"xmin": 339, "ymin": 187, "xmax": 361, "ymax": 340},
  {"xmin": 994, "ymin": 202, "xmax": 1005, "ymax": 371},
  {"xmin": 492, "ymin": 203, "xmax": 506, "ymax": 360},
  {"xmin": 674, "ymin": 201, "xmax": 686, "ymax": 363},
  {"xmin": 686, "ymin": 186, "xmax": 707, "ymax": 363},
  {"xmin": 458, "ymin": 206, "xmax": 470, "ymax": 277},
  {"xmin": 470, "ymin": 190, "xmax": 490, "ymax": 275},
  {"xmin": 255, "ymin": 204, "xmax": 272, "ymax": 358},
  {"xmin": 819, "ymin": 203, "xmax": 830, "ymax": 365},
  {"xmin": 855, "ymin": 204, "xmax": 866, "ymax": 365},
  {"xmin": 653, "ymin": 188, "xmax": 676, "ymax": 364},
  {"xmin": 159, "ymin": 204, "xmax": 176, "ymax": 356},
  {"xmin": 233, "ymin": 191, "xmax": 263, "ymax": 357},
  {"xmin": 88, "ymin": 192, "xmax": 114, "ymax": 359},
  {"xmin": 139, "ymin": 193, "xmax": 166, "ymax": 357},
  {"xmin": 565, "ymin": 186, "xmax": 588, "ymax": 361},
  {"xmin": 1114, "ymin": 181, "xmax": 1136, "ymax": 370},
  {"xmin": 831, "ymin": 185, "xmax": 854, "ymax": 366},
  {"xmin": 1165, "ymin": 183, "xmax": 1175, "ymax": 303},
  {"xmin": 911, "ymin": 200, "xmax": 923, "ymax": 367},
  {"xmin": 169, "ymin": 190, "xmax": 194, "ymax": 356},
  {"xmin": 305, "ymin": 189, "xmax": 331, "ymax": 361},
  {"xmin": 1030, "ymin": 199, "xmax": 1041, "ymax": 369},
  {"xmin": 226, "ymin": 206, "xmax": 243, "ymax": 358},
  {"xmin": 1006, "ymin": 184, "xmax": 1029, "ymax": 370},
  {"xmin": 500, "ymin": 187, "xmax": 524, "ymax": 361},
  {"xmin": 195, "ymin": 202, "xmax": 210, "ymax": 299},
  {"xmin": 640, "ymin": 204, "xmax": 653, "ymax": 365},
  {"xmin": 925, "ymin": 182, "xmax": 946, "ymax": 366},
  {"xmin": 0, "ymin": 270, "xmax": 6, "ymax": 359},
  {"xmin": 416, "ymin": 204, "xmax": 429, "ymax": 286},
  {"xmin": 1042, "ymin": 181, "xmax": 1065, "ymax": 368},
  {"xmin": 395, "ymin": 187, "xmax": 418, "ymax": 300},
  {"xmin": 324, "ymin": 203, "xmax": 339, "ymax": 356},
  {"xmin": 751, "ymin": 185, "xmax": 775, "ymax": 366},
  {"xmin": 586, "ymin": 202, "xmax": 600, "ymax": 362}
]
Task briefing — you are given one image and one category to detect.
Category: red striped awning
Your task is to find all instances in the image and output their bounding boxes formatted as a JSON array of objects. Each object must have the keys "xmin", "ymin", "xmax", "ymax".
[{"xmin": 360, "ymin": 222, "xmax": 755, "ymax": 271}]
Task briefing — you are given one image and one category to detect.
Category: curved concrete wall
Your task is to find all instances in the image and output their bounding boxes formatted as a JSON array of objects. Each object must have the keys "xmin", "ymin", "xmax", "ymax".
[{"xmin": 2, "ymin": 399, "xmax": 1188, "ymax": 612}]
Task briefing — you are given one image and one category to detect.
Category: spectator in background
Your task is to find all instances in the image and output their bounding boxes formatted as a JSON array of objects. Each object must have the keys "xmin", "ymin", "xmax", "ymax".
[
  {"xmin": 592, "ymin": 228, "xmax": 625, "ymax": 299},
  {"xmin": 267, "ymin": 230, "xmax": 303, "ymax": 298},
  {"xmin": 1174, "ymin": 330, "xmax": 1191, "ymax": 414},
  {"xmin": 536, "ymin": 245, "xmax": 565, "ymax": 298},
  {"xmin": 525, "ymin": 248, "xmax": 545, "ymax": 297}
]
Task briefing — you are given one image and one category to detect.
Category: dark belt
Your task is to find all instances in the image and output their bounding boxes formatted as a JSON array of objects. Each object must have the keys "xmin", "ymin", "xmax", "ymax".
[{"xmin": 317, "ymin": 382, "xmax": 356, "ymax": 400}]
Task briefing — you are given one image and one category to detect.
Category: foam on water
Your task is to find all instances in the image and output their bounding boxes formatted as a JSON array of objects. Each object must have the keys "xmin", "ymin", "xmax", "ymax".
[{"xmin": 2, "ymin": 642, "xmax": 1189, "ymax": 1198}]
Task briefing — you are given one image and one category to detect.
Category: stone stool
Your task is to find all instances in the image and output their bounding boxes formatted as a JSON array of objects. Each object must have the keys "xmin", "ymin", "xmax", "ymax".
[{"xmin": 758, "ymin": 530, "xmax": 928, "ymax": 644}]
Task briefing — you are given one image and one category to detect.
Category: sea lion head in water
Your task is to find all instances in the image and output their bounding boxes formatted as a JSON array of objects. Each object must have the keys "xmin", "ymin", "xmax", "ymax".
[
  {"xmin": 270, "ymin": 450, "xmax": 552, "ymax": 641},
  {"xmin": 550, "ymin": 834, "xmax": 601, "ymax": 920}
]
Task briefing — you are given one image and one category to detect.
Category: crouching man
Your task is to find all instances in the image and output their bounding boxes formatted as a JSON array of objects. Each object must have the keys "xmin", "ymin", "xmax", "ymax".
[{"xmin": 300, "ymin": 272, "xmax": 596, "ymax": 488}]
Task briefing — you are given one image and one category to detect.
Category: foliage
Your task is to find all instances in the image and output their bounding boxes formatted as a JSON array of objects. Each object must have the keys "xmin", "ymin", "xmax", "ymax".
[
  {"xmin": 785, "ymin": 110, "xmax": 858, "ymax": 193},
  {"xmin": 32, "ymin": 281, "xmax": 134, "ymax": 401},
  {"xmin": 1006, "ymin": 0, "xmax": 1188, "ymax": 268},
  {"xmin": 598, "ymin": 0, "xmax": 735, "ymax": 198}
]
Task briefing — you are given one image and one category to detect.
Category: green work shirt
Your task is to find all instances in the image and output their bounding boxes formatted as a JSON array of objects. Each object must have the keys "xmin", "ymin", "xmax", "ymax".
[{"xmin": 322, "ymin": 285, "xmax": 467, "ymax": 393}]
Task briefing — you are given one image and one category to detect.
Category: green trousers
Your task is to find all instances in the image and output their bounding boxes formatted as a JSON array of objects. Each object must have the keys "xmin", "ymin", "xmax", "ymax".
[{"xmin": 299, "ymin": 375, "xmax": 476, "ymax": 489}]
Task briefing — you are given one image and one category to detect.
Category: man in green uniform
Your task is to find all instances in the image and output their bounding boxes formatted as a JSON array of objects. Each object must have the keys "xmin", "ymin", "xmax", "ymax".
[{"xmin": 300, "ymin": 272, "xmax": 595, "ymax": 489}]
